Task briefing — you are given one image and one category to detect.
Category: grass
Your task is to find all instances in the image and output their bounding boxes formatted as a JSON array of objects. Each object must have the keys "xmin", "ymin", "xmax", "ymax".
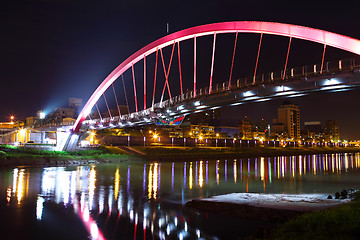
[
  {"xmin": 269, "ymin": 192, "xmax": 360, "ymax": 240},
  {"xmin": 0, "ymin": 144, "xmax": 124, "ymax": 158}
]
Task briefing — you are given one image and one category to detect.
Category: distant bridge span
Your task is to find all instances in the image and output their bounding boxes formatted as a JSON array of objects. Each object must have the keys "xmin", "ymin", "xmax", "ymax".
[{"xmin": 72, "ymin": 21, "xmax": 360, "ymax": 133}]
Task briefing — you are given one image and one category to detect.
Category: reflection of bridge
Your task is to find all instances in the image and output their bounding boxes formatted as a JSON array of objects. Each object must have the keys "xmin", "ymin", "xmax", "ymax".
[{"xmin": 62, "ymin": 21, "xmax": 360, "ymax": 150}]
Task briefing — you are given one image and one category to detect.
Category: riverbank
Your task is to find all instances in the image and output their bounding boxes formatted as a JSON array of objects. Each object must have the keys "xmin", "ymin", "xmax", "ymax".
[
  {"xmin": 0, "ymin": 145, "xmax": 141, "ymax": 168},
  {"xmin": 133, "ymin": 146, "xmax": 360, "ymax": 161},
  {"xmin": 1, "ymin": 145, "xmax": 359, "ymax": 168},
  {"xmin": 186, "ymin": 191, "xmax": 360, "ymax": 239}
]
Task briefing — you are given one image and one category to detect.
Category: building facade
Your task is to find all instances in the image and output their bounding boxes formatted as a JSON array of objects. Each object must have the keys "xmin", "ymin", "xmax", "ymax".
[{"xmin": 277, "ymin": 103, "xmax": 300, "ymax": 140}]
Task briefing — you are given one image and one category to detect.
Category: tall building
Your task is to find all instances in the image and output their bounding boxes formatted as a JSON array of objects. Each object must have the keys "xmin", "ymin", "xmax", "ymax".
[
  {"xmin": 324, "ymin": 120, "xmax": 340, "ymax": 142},
  {"xmin": 68, "ymin": 98, "xmax": 83, "ymax": 109},
  {"xmin": 303, "ymin": 121, "xmax": 323, "ymax": 141},
  {"xmin": 277, "ymin": 102, "xmax": 300, "ymax": 140},
  {"xmin": 239, "ymin": 117, "xmax": 252, "ymax": 140}
]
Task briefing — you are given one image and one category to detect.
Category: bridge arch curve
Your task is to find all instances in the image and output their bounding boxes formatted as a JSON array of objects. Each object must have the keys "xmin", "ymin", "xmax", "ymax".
[{"xmin": 73, "ymin": 21, "xmax": 360, "ymax": 132}]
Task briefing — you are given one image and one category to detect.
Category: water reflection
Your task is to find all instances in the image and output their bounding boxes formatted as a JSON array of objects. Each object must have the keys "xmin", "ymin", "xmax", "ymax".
[{"xmin": 2, "ymin": 152, "xmax": 360, "ymax": 239}]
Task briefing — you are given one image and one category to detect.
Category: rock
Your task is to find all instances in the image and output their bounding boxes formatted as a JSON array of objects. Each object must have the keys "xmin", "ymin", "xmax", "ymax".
[
  {"xmin": 327, "ymin": 195, "xmax": 333, "ymax": 199},
  {"xmin": 341, "ymin": 190, "xmax": 348, "ymax": 199},
  {"xmin": 335, "ymin": 192, "xmax": 340, "ymax": 199}
]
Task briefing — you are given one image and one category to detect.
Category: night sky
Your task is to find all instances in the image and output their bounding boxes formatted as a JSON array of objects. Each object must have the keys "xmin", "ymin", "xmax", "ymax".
[{"xmin": 1, "ymin": 0, "xmax": 360, "ymax": 139}]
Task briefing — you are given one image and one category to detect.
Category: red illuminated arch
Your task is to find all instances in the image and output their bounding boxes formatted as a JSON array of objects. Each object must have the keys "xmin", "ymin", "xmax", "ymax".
[{"xmin": 73, "ymin": 21, "xmax": 360, "ymax": 132}]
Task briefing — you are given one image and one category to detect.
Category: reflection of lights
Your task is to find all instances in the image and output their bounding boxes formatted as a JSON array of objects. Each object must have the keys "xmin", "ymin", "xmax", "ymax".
[
  {"xmin": 114, "ymin": 168, "xmax": 120, "ymax": 200},
  {"xmin": 148, "ymin": 164, "xmax": 153, "ymax": 199},
  {"xmin": 90, "ymin": 223, "xmax": 99, "ymax": 239},
  {"xmin": 268, "ymin": 159, "xmax": 272, "ymax": 183},
  {"xmin": 153, "ymin": 163, "xmax": 159, "ymax": 199},
  {"xmin": 12, "ymin": 168, "xmax": 18, "ymax": 194},
  {"xmin": 189, "ymin": 162, "xmax": 193, "ymax": 189},
  {"xmin": 99, "ymin": 187, "xmax": 104, "ymax": 213},
  {"xmin": 199, "ymin": 161, "xmax": 204, "ymax": 188},
  {"xmin": 148, "ymin": 163, "xmax": 159, "ymax": 199},
  {"xmin": 216, "ymin": 160, "xmax": 219, "ymax": 185},
  {"xmin": 292, "ymin": 157, "xmax": 295, "ymax": 178},
  {"xmin": 17, "ymin": 169, "xmax": 25, "ymax": 204},
  {"xmin": 89, "ymin": 166, "xmax": 96, "ymax": 210},
  {"xmin": 36, "ymin": 195, "xmax": 44, "ymax": 220},
  {"xmin": 6, "ymin": 187, "xmax": 11, "ymax": 203},
  {"xmin": 260, "ymin": 157, "xmax": 265, "ymax": 181}
]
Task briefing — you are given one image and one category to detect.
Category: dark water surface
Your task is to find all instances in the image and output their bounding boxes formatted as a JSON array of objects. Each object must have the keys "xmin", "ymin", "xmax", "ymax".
[{"xmin": 1, "ymin": 153, "xmax": 360, "ymax": 239}]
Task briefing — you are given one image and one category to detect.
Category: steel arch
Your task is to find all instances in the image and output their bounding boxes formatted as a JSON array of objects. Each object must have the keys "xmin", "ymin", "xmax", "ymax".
[{"xmin": 73, "ymin": 21, "xmax": 360, "ymax": 132}]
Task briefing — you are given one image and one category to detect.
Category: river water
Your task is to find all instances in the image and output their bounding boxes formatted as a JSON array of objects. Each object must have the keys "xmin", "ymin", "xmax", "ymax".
[{"xmin": 1, "ymin": 153, "xmax": 360, "ymax": 239}]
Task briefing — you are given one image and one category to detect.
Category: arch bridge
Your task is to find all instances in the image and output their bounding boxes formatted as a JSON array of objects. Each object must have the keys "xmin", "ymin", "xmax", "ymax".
[{"xmin": 63, "ymin": 21, "xmax": 360, "ymax": 150}]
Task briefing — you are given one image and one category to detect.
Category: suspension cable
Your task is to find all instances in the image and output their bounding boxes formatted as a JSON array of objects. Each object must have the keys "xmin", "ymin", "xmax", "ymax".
[
  {"xmin": 112, "ymin": 83, "xmax": 121, "ymax": 116},
  {"xmin": 103, "ymin": 93, "xmax": 112, "ymax": 119},
  {"xmin": 209, "ymin": 33, "xmax": 217, "ymax": 94},
  {"xmin": 131, "ymin": 64, "xmax": 138, "ymax": 112},
  {"xmin": 121, "ymin": 74, "xmax": 130, "ymax": 114},
  {"xmin": 253, "ymin": 32, "xmax": 263, "ymax": 84},
  {"xmin": 159, "ymin": 42, "xmax": 175, "ymax": 104},
  {"xmin": 177, "ymin": 41, "xmax": 183, "ymax": 95},
  {"xmin": 320, "ymin": 44, "xmax": 327, "ymax": 74},
  {"xmin": 95, "ymin": 103, "xmax": 102, "ymax": 121},
  {"xmin": 152, "ymin": 49, "xmax": 158, "ymax": 109},
  {"xmin": 228, "ymin": 31, "xmax": 238, "ymax": 89},
  {"xmin": 282, "ymin": 37, "xmax": 292, "ymax": 80}
]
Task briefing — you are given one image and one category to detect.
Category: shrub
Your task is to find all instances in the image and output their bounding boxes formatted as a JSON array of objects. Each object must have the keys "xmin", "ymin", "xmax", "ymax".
[{"xmin": 0, "ymin": 151, "xmax": 7, "ymax": 159}]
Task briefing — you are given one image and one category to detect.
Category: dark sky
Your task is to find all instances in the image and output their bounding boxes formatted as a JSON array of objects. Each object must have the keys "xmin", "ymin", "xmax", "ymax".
[{"xmin": 1, "ymin": 0, "xmax": 360, "ymax": 139}]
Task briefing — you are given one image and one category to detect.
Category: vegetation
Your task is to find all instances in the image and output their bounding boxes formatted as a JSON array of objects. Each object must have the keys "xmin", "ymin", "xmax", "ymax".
[
  {"xmin": 0, "ymin": 144, "xmax": 112, "ymax": 157},
  {"xmin": 270, "ymin": 192, "xmax": 360, "ymax": 240}
]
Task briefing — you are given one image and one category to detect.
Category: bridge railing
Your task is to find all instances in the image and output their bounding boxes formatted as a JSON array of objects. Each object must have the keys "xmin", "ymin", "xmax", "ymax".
[{"xmin": 84, "ymin": 58, "xmax": 359, "ymax": 128}]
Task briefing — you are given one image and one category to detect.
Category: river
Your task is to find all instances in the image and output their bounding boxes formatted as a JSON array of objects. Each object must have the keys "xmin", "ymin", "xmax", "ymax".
[{"xmin": 1, "ymin": 152, "xmax": 360, "ymax": 239}]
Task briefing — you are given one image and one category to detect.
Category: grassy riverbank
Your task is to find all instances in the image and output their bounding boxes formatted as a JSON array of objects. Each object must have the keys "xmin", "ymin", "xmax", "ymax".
[
  {"xmin": 0, "ymin": 145, "xmax": 139, "ymax": 167},
  {"xmin": 133, "ymin": 146, "xmax": 360, "ymax": 161},
  {"xmin": 1, "ymin": 144, "xmax": 359, "ymax": 167},
  {"xmin": 269, "ymin": 192, "xmax": 360, "ymax": 240}
]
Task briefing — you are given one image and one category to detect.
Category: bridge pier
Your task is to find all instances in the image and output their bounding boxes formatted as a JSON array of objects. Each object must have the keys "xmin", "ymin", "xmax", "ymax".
[
  {"xmin": 55, "ymin": 126, "xmax": 80, "ymax": 151},
  {"xmin": 62, "ymin": 133, "xmax": 80, "ymax": 152}
]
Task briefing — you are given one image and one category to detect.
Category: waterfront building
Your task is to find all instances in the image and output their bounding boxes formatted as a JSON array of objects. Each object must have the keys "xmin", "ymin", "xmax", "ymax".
[
  {"xmin": 277, "ymin": 102, "xmax": 301, "ymax": 140},
  {"xmin": 324, "ymin": 120, "xmax": 340, "ymax": 142},
  {"xmin": 239, "ymin": 117, "xmax": 252, "ymax": 140},
  {"xmin": 182, "ymin": 123, "xmax": 215, "ymax": 139}
]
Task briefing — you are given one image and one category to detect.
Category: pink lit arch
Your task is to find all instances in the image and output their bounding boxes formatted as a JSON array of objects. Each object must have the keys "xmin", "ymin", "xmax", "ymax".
[{"xmin": 73, "ymin": 21, "xmax": 360, "ymax": 132}]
